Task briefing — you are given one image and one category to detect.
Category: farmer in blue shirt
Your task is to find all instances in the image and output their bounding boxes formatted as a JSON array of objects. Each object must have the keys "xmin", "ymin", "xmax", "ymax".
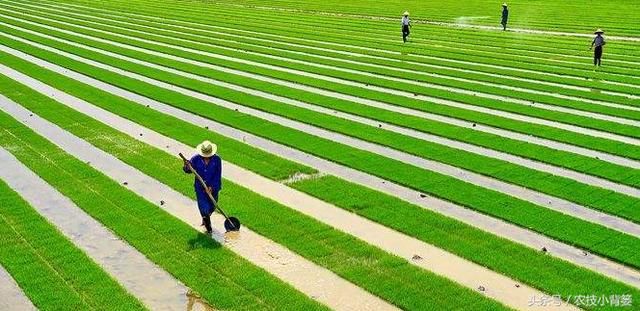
[
  {"xmin": 501, "ymin": 3, "xmax": 509, "ymax": 31},
  {"xmin": 183, "ymin": 140, "xmax": 222, "ymax": 234}
]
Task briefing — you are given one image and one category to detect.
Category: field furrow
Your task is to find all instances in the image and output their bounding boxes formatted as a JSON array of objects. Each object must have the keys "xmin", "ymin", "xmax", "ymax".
[
  {"xmin": 2, "ymin": 0, "xmax": 639, "ymax": 309},
  {"xmin": 0, "ymin": 144, "xmax": 200, "ymax": 310}
]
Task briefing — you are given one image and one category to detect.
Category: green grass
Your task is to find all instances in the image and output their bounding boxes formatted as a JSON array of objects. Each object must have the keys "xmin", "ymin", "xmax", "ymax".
[
  {"xmin": 0, "ymin": 77, "xmax": 510, "ymax": 311},
  {"xmin": 0, "ymin": 180, "xmax": 147, "ymax": 311},
  {"xmin": 1, "ymin": 31, "xmax": 639, "ymax": 272}
]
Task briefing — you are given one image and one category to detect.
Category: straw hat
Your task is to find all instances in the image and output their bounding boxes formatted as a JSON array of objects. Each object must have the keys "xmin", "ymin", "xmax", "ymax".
[
  {"xmin": 502, "ymin": 3, "xmax": 507, "ymax": 6},
  {"xmin": 594, "ymin": 29, "xmax": 604, "ymax": 34},
  {"xmin": 403, "ymin": 11, "xmax": 409, "ymax": 16},
  {"xmin": 196, "ymin": 140, "xmax": 217, "ymax": 157}
]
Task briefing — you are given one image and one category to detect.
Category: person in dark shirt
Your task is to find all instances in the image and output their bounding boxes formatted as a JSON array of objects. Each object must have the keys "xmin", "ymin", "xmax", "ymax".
[
  {"xmin": 590, "ymin": 29, "xmax": 606, "ymax": 67},
  {"xmin": 501, "ymin": 3, "xmax": 509, "ymax": 31},
  {"xmin": 183, "ymin": 140, "xmax": 222, "ymax": 234}
]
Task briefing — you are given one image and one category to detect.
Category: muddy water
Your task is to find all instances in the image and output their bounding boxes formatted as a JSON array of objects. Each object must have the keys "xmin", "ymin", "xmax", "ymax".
[
  {"xmin": 0, "ymin": 148, "xmax": 210, "ymax": 311},
  {"xmin": 0, "ymin": 95, "xmax": 397, "ymax": 310},
  {"xmin": 0, "ymin": 264, "xmax": 36, "ymax": 311}
]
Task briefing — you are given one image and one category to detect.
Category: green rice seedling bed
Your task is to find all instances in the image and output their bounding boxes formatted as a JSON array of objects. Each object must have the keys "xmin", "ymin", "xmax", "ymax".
[
  {"xmin": 0, "ymin": 110, "xmax": 330, "ymax": 311},
  {"xmin": 63, "ymin": 0, "xmax": 640, "ymax": 84},
  {"xmin": 7, "ymin": 5, "xmax": 640, "ymax": 119},
  {"xmin": 10, "ymin": 3, "xmax": 639, "ymax": 112},
  {"xmin": 0, "ymin": 77, "xmax": 508, "ymax": 311},
  {"xmin": 3, "ymin": 16, "xmax": 640, "ymax": 166},
  {"xmin": 4, "ymin": 22, "xmax": 640, "ymax": 226},
  {"xmin": 0, "ymin": 180, "xmax": 146, "ymax": 311},
  {"xmin": 1, "ymin": 37, "xmax": 639, "ymax": 272},
  {"xmin": 3, "ymin": 53, "xmax": 639, "ymax": 311}
]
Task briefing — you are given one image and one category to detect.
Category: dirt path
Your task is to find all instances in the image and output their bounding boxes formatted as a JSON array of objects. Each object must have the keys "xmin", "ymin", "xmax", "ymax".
[
  {"xmin": 0, "ymin": 95, "xmax": 397, "ymax": 311},
  {"xmin": 1, "ymin": 51, "xmax": 638, "ymax": 291},
  {"xmin": 0, "ymin": 265, "xmax": 36, "ymax": 311},
  {"xmin": 0, "ymin": 147, "xmax": 209, "ymax": 311}
]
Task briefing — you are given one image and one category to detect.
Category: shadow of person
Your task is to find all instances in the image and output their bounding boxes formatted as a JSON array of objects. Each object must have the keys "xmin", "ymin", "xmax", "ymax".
[{"xmin": 187, "ymin": 232, "xmax": 222, "ymax": 251}]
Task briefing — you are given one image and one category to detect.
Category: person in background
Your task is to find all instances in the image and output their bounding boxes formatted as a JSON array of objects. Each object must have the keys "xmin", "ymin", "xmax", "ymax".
[
  {"xmin": 401, "ymin": 11, "xmax": 411, "ymax": 43},
  {"xmin": 183, "ymin": 140, "xmax": 222, "ymax": 234},
  {"xmin": 590, "ymin": 29, "xmax": 606, "ymax": 67},
  {"xmin": 501, "ymin": 3, "xmax": 509, "ymax": 31}
]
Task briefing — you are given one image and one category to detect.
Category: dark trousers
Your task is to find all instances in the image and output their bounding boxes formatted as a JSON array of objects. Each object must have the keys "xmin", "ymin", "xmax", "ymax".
[
  {"xmin": 501, "ymin": 21, "xmax": 507, "ymax": 30},
  {"xmin": 594, "ymin": 46, "xmax": 603, "ymax": 66},
  {"xmin": 402, "ymin": 25, "xmax": 410, "ymax": 42},
  {"xmin": 201, "ymin": 191, "xmax": 219, "ymax": 233}
]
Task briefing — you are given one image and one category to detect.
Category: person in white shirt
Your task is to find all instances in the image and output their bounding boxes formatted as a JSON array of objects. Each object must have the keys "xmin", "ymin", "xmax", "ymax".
[
  {"xmin": 590, "ymin": 29, "xmax": 606, "ymax": 67},
  {"xmin": 401, "ymin": 11, "xmax": 411, "ymax": 43}
]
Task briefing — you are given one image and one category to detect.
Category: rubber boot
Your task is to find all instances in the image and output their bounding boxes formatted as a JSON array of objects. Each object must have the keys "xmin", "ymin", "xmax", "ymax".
[{"xmin": 203, "ymin": 216, "xmax": 212, "ymax": 234}]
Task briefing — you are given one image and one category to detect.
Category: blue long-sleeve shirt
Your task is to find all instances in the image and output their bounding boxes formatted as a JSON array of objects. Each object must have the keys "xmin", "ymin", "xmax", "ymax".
[{"xmin": 183, "ymin": 154, "xmax": 222, "ymax": 193}]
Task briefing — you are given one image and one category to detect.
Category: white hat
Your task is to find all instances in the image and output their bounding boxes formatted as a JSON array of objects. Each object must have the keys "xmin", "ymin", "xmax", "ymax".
[
  {"xmin": 403, "ymin": 11, "xmax": 409, "ymax": 16},
  {"xmin": 502, "ymin": 3, "xmax": 507, "ymax": 6},
  {"xmin": 196, "ymin": 140, "xmax": 217, "ymax": 157},
  {"xmin": 594, "ymin": 29, "xmax": 604, "ymax": 34}
]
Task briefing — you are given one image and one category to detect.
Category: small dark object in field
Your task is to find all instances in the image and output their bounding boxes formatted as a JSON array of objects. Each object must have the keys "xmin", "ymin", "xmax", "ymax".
[
  {"xmin": 123, "ymin": 181, "xmax": 128, "ymax": 185},
  {"xmin": 378, "ymin": 124, "xmax": 382, "ymax": 128},
  {"xmin": 29, "ymin": 114, "xmax": 33, "ymax": 117},
  {"xmin": 224, "ymin": 217, "xmax": 241, "ymax": 232},
  {"xmin": 160, "ymin": 200, "xmax": 165, "ymax": 206},
  {"xmin": 166, "ymin": 145, "xmax": 170, "ymax": 149},
  {"xmin": 515, "ymin": 284, "xmax": 520, "ymax": 288},
  {"xmin": 139, "ymin": 133, "xmax": 143, "ymax": 137},
  {"xmin": 478, "ymin": 286, "xmax": 485, "ymax": 292},
  {"xmin": 542, "ymin": 247, "xmax": 547, "ymax": 253},
  {"xmin": 234, "ymin": 108, "xmax": 238, "ymax": 111},
  {"xmin": 472, "ymin": 123, "xmax": 476, "ymax": 127},
  {"xmin": 582, "ymin": 251, "xmax": 588, "ymax": 256},
  {"xmin": 419, "ymin": 193, "xmax": 427, "ymax": 198},
  {"xmin": 412, "ymin": 254, "xmax": 423, "ymax": 260},
  {"xmin": 205, "ymin": 126, "xmax": 209, "ymax": 129},
  {"xmin": 596, "ymin": 157, "xmax": 599, "ymax": 160},
  {"xmin": 146, "ymin": 105, "xmax": 150, "ymax": 108},
  {"xmin": 413, "ymin": 93, "xmax": 418, "ymax": 96},
  {"xmin": 531, "ymin": 101, "xmax": 535, "ymax": 104}
]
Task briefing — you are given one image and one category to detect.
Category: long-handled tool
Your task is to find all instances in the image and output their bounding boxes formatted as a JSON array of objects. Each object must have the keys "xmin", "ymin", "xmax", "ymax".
[{"xmin": 179, "ymin": 153, "xmax": 240, "ymax": 232}]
